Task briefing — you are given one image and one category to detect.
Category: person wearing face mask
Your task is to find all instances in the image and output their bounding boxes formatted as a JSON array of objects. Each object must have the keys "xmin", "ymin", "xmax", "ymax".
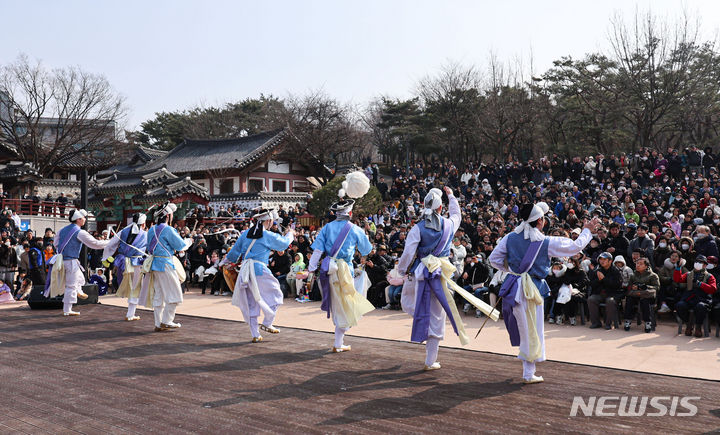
[
  {"xmin": 678, "ymin": 236, "xmax": 697, "ymax": 265},
  {"xmin": 545, "ymin": 261, "xmax": 566, "ymax": 324},
  {"xmin": 692, "ymin": 225, "xmax": 719, "ymax": 260},
  {"xmin": 653, "ymin": 236, "xmax": 672, "ymax": 268},
  {"xmin": 707, "ymin": 256, "xmax": 720, "ymax": 333},
  {"xmin": 623, "ymin": 257, "xmax": 659, "ymax": 333},
  {"xmin": 658, "ymin": 251, "xmax": 687, "ymax": 313},
  {"xmin": 673, "ymin": 254, "xmax": 716, "ymax": 337},
  {"xmin": 583, "ymin": 236, "xmax": 603, "ymax": 263}
]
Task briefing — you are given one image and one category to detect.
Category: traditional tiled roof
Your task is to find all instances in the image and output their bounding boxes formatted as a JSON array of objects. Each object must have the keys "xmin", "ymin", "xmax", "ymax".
[
  {"xmin": 92, "ymin": 167, "xmax": 209, "ymax": 203},
  {"xmin": 142, "ymin": 129, "xmax": 286, "ymax": 173},
  {"xmin": 0, "ymin": 162, "xmax": 40, "ymax": 179},
  {"xmin": 137, "ymin": 146, "xmax": 168, "ymax": 162},
  {"xmin": 210, "ymin": 191, "xmax": 310, "ymax": 202}
]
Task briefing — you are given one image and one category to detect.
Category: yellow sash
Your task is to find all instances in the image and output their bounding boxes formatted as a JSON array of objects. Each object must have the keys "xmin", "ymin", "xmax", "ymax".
[
  {"xmin": 515, "ymin": 272, "xmax": 544, "ymax": 362},
  {"xmin": 48, "ymin": 254, "xmax": 66, "ymax": 298},
  {"xmin": 329, "ymin": 259, "xmax": 375, "ymax": 328},
  {"xmin": 116, "ymin": 258, "xmax": 142, "ymax": 299},
  {"xmin": 421, "ymin": 255, "xmax": 500, "ymax": 346}
]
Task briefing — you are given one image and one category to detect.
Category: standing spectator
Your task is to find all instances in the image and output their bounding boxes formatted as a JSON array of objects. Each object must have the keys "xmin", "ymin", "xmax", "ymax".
[
  {"xmin": 673, "ymin": 254, "xmax": 716, "ymax": 337},
  {"xmin": 587, "ymin": 252, "xmax": 623, "ymax": 329},
  {"xmin": 623, "ymin": 257, "xmax": 659, "ymax": 332},
  {"xmin": 0, "ymin": 238, "xmax": 17, "ymax": 285},
  {"xmin": 56, "ymin": 192, "xmax": 68, "ymax": 217},
  {"xmin": 28, "ymin": 240, "xmax": 46, "ymax": 285},
  {"xmin": 605, "ymin": 223, "xmax": 630, "ymax": 257},
  {"xmin": 628, "ymin": 224, "xmax": 654, "ymax": 266}
]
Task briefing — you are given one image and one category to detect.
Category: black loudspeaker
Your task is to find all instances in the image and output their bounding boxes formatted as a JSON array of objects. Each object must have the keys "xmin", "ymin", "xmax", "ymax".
[
  {"xmin": 77, "ymin": 284, "xmax": 99, "ymax": 305},
  {"xmin": 27, "ymin": 284, "xmax": 99, "ymax": 309},
  {"xmin": 27, "ymin": 285, "xmax": 63, "ymax": 310}
]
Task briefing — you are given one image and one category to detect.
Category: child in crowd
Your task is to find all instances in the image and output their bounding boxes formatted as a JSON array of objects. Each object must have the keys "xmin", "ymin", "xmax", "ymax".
[{"xmin": 89, "ymin": 268, "xmax": 108, "ymax": 296}]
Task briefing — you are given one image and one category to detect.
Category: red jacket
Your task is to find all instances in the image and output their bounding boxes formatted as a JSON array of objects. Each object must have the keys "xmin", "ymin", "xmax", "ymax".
[{"xmin": 673, "ymin": 268, "xmax": 717, "ymax": 297}]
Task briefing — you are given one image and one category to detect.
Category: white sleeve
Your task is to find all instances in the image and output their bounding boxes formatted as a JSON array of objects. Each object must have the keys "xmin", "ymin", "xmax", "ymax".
[
  {"xmin": 77, "ymin": 230, "xmax": 110, "ymax": 250},
  {"xmin": 102, "ymin": 235, "xmax": 121, "ymax": 260},
  {"xmin": 448, "ymin": 194, "xmax": 461, "ymax": 233},
  {"xmin": 308, "ymin": 249, "xmax": 323, "ymax": 272},
  {"xmin": 547, "ymin": 228, "xmax": 593, "ymax": 258},
  {"xmin": 489, "ymin": 234, "xmax": 510, "ymax": 272},
  {"xmin": 397, "ymin": 225, "xmax": 420, "ymax": 274}
]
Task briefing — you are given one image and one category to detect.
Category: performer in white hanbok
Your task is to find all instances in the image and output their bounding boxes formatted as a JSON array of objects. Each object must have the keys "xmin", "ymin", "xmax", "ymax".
[
  {"xmin": 398, "ymin": 187, "xmax": 498, "ymax": 371},
  {"xmin": 142, "ymin": 203, "xmax": 190, "ymax": 332},
  {"xmin": 489, "ymin": 203, "xmax": 598, "ymax": 383},
  {"xmin": 45, "ymin": 209, "xmax": 111, "ymax": 316},
  {"xmin": 102, "ymin": 213, "xmax": 148, "ymax": 321},
  {"xmin": 223, "ymin": 208, "xmax": 294, "ymax": 343},
  {"xmin": 307, "ymin": 171, "xmax": 375, "ymax": 353}
]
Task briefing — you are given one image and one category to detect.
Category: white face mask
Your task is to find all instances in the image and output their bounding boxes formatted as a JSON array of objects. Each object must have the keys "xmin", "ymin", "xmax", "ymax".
[
  {"xmin": 659, "ymin": 242, "xmax": 667, "ymax": 248},
  {"xmin": 708, "ymin": 264, "xmax": 715, "ymax": 270},
  {"xmin": 697, "ymin": 233, "xmax": 707, "ymax": 239},
  {"xmin": 566, "ymin": 263, "xmax": 575, "ymax": 269},
  {"xmin": 682, "ymin": 244, "xmax": 690, "ymax": 250},
  {"xmin": 694, "ymin": 262, "xmax": 704, "ymax": 271},
  {"xmin": 552, "ymin": 269, "xmax": 562, "ymax": 277}
]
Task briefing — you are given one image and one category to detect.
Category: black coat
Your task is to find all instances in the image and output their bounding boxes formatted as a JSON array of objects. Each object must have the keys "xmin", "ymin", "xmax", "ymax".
[{"xmin": 589, "ymin": 264, "xmax": 623, "ymax": 298}]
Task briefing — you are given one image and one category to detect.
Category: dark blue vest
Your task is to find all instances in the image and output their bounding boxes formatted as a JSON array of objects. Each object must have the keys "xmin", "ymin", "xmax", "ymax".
[{"xmin": 506, "ymin": 232, "xmax": 551, "ymax": 297}]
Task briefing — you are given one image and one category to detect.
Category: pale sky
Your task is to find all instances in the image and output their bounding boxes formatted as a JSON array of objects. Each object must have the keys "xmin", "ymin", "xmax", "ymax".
[{"xmin": 2, "ymin": 0, "xmax": 719, "ymax": 130}]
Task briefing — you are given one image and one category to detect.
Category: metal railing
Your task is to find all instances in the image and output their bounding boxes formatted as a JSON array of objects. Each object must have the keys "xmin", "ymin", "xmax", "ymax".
[{"xmin": 0, "ymin": 199, "xmax": 72, "ymax": 218}]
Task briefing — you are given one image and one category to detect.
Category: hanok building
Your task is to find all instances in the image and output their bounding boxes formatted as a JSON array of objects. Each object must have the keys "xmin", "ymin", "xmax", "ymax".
[
  {"xmin": 90, "ymin": 167, "xmax": 210, "ymax": 229},
  {"xmin": 138, "ymin": 128, "xmax": 324, "ymax": 211}
]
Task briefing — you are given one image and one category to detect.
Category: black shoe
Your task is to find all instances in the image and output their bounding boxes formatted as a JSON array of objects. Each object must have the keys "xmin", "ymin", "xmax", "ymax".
[
  {"xmin": 604, "ymin": 325, "xmax": 612, "ymax": 330},
  {"xmin": 623, "ymin": 320, "xmax": 631, "ymax": 331},
  {"xmin": 589, "ymin": 323, "xmax": 602, "ymax": 329}
]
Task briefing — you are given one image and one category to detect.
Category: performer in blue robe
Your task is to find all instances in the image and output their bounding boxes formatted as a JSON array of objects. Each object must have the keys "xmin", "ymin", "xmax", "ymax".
[{"xmin": 224, "ymin": 208, "xmax": 294, "ymax": 342}]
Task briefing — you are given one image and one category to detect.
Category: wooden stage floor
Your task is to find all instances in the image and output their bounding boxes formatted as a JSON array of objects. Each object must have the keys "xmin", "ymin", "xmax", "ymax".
[{"xmin": 1, "ymin": 305, "xmax": 718, "ymax": 434}]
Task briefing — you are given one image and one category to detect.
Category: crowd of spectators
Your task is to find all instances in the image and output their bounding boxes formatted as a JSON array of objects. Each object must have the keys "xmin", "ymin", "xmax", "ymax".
[
  {"xmin": 163, "ymin": 146, "xmax": 720, "ymax": 339},
  {"xmin": 9, "ymin": 146, "xmax": 720, "ymax": 339}
]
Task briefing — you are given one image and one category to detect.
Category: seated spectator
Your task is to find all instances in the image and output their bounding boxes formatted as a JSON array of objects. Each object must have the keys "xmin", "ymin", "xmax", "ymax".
[
  {"xmin": 365, "ymin": 245, "xmax": 392, "ymax": 307},
  {"xmin": 657, "ymin": 251, "xmax": 688, "ymax": 313},
  {"xmin": 269, "ymin": 249, "xmax": 291, "ymax": 297},
  {"xmin": 693, "ymin": 225, "xmax": 719, "ymax": 259},
  {"xmin": 546, "ymin": 260, "xmax": 566, "ymax": 323},
  {"xmin": 89, "ymin": 268, "xmax": 108, "ymax": 296},
  {"xmin": 14, "ymin": 276, "xmax": 33, "ymax": 301},
  {"xmin": 382, "ymin": 260, "xmax": 404, "ymax": 310},
  {"xmin": 673, "ymin": 254, "xmax": 717, "ymax": 337},
  {"xmin": 623, "ymin": 257, "xmax": 659, "ymax": 333},
  {"xmin": 0, "ymin": 278, "xmax": 13, "ymax": 303},
  {"xmin": 614, "ymin": 256, "xmax": 633, "ymax": 290},
  {"xmin": 201, "ymin": 250, "xmax": 221, "ymax": 295},
  {"xmin": 678, "ymin": 236, "xmax": 696, "ymax": 265},
  {"xmin": 287, "ymin": 253, "xmax": 306, "ymax": 297},
  {"xmin": 588, "ymin": 252, "xmax": 623, "ymax": 329},
  {"xmin": 459, "ymin": 254, "xmax": 490, "ymax": 313},
  {"xmin": 553, "ymin": 254, "xmax": 588, "ymax": 326}
]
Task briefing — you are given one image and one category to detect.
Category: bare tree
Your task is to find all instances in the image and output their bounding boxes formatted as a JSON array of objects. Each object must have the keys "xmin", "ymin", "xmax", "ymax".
[
  {"xmin": 281, "ymin": 89, "xmax": 365, "ymax": 179},
  {"xmin": 0, "ymin": 55, "xmax": 127, "ymax": 176}
]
